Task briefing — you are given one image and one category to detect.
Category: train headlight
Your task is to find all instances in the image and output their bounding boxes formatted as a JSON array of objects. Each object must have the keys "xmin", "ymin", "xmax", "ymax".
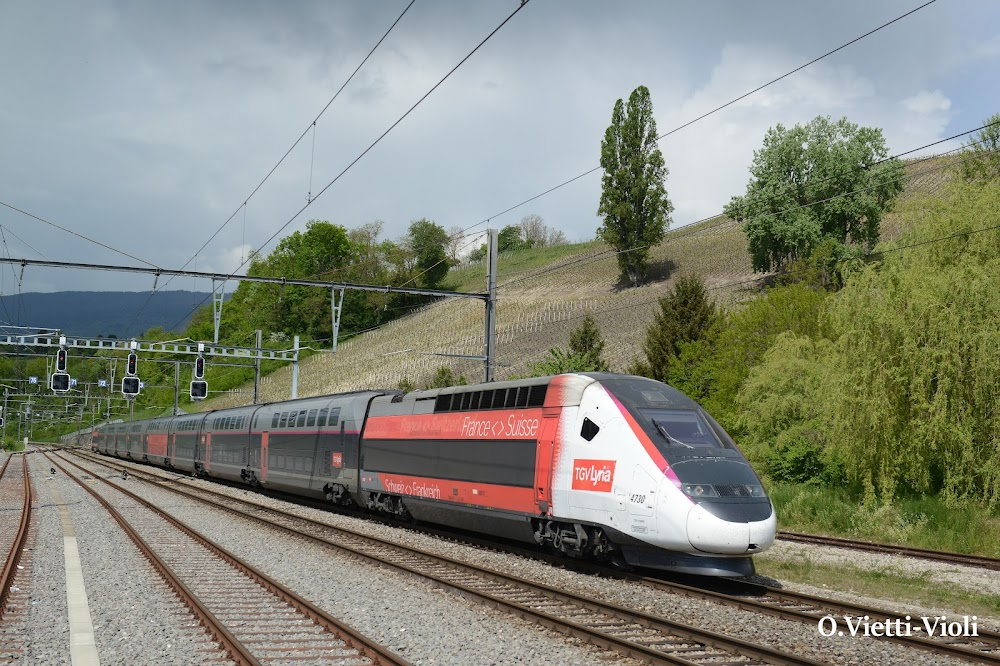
[
  {"xmin": 682, "ymin": 484, "xmax": 718, "ymax": 497},
  {"xmin": 747, "ymin": 484, "xmax": 766, "ymax": 497}
]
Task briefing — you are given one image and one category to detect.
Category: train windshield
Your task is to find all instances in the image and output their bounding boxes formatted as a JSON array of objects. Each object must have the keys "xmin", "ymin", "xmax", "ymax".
[{"xmin": 643, "ymin": 409, "xmax": 724, "ymax": 449}]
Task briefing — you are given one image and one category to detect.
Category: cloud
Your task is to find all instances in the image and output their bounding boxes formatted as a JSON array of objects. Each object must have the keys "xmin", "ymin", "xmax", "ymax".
[{"xmin": 902, "ymin": 90, "xmax": 952, "ymax": 115}]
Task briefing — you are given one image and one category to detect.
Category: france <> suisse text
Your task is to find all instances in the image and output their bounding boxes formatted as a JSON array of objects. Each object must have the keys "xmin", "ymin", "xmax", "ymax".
[{"xmin": 818, "ymin": 615, "xmax": 978, "ymax": 638}]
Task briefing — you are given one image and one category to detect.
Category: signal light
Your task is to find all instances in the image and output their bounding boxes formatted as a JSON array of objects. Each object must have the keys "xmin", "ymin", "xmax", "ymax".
[
  {"xmin": 56, "ymin": 349, "xmax": 67, "ymax": 372},
  {"xmin": 51, "ymin": 372, "xmax": 70, "ymax": 392},
  {"xmin": 190, "ymin": 380, "xmax": 208, "ymax": 400},
  {"xmin": 126, "ymin": 353, "xmax": 138, "ymax": 376},
  {"xmin": 194, "ymin": 356, "xmax": 205, "ymax": 379},
  {"xmin": 122, "ymin": 376, "xmax": 140, "ymax": 396}
]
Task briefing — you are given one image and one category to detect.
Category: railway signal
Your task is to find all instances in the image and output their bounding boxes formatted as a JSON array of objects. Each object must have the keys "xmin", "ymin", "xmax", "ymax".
[
  {"xmin": 194, "ymin": 355, "xmax": 205, "ymax": 379},
  {"xmin": 190, "ymin": 380, "xmax": 208, "ymax": 400},
  {"xmin": 121, "ymin": 376, "xmax": 140, "ymax": 396},
  {"xmin": 56, "ymin": 348, "xmax": 67, "ymax": 372},
  {"xmin": 126, "ymin": 352, "xmax": 138, "ymax": 376},
  {"xmin": 50, "ymin": 372, "xmax": 71, "ymax": 392}
]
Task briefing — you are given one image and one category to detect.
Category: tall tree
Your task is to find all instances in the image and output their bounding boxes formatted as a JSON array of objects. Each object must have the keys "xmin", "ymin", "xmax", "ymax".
[
  {"xmin": 636, "ymin": 275, "xmax": 716, "ymax": 383},
  {"xmin": 406, "ymin": 218, "xmax": 450, "ymax": 288},
  {"xmin": 724, "ymin": 115, "xmax": 904, "ymax": 273},
  {"xmin": 957, "ymin": 112, "xmax": 1000, "ymax": 183},
  {"xmin": 530, "ymin": 314, "xmax": 609, "ymax": 375},
  {"xmin": 597, "ymin": 85, "xmax": 673, "ymax": 287}
]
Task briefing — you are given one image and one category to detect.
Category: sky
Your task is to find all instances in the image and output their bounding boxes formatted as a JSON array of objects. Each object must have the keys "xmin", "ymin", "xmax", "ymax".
[{"xmin": 0, "ymin": 0, "xmax": 997, "ymax": 301}]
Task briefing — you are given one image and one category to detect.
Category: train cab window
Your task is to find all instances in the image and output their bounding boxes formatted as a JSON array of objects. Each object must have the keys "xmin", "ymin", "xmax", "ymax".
[
  {"xmin": 581, "ymin": 418, "xmax": 600, "ymax": 442},
  {"xmin": 644, "ymin": 409, "xmax": 725, "ymax": 449},
  {"xmin": 317, "ymin": 408, "xmax": 328, "ymax": 426},
  {"xmin": 307, "ymin": 409, "xmax": 318, "ymax": 427}
]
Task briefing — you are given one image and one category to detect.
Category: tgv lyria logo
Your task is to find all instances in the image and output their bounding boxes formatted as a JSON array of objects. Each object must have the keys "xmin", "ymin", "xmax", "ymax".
[{"xmin": 571, "ymin": 459, "xmax": 616, "ymax": 492}]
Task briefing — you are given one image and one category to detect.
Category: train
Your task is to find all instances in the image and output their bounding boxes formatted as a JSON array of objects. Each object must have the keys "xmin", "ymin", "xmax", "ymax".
[{"xmin": 91, "ymin": 372, "xmax": 776, "ymax": 576}]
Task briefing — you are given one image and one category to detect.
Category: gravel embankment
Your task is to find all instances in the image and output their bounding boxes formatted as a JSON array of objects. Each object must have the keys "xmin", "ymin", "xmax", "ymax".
[
  {"xmin": 21, "ymin": 453, "xmax": 222, "ymax": 665},
  {"xmin": 24, "ymin": 450, "xmax": 999, "ymax": 666},
  {"xmin": 94, "ymin": 456, "xmax": 993, "ymax": 666}
]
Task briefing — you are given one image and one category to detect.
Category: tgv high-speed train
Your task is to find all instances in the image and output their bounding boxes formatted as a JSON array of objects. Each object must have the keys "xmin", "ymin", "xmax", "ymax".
[{"xmin": 92, "ymin": 373, "xmax": 776, "ymax": 576}]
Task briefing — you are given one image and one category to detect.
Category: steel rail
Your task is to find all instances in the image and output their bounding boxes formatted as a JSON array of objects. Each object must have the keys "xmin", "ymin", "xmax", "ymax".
[
  {"xmin": 778, "ymin": 530, "xmax": 1000, "ymax": 571},
  {"xmin": 47, "ymin": 454, "xmax": 260, "ymax": 665},
  {"xmin": 0, "ymin": 455, "xmax": 31, "ymax": 617},
  {"xmin": 69, "ymin": 453, "xmax": 822, "ymax": 666},
  {"xmin": 50, "ymin": 452, "xmax": 408, "ymax": 666}
]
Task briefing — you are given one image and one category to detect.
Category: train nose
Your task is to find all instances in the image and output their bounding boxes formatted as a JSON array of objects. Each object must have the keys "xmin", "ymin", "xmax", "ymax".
[{"xmin": 686, "ymin": 503, "xmax": 751, "ymax": 554}]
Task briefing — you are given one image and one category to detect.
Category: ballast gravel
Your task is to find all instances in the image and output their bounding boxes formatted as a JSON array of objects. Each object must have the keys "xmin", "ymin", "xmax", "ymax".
[
  {"xmin": 17, "ymin": 450, "xmax": 997, "ymax": 665},
  {"xmin": 18, "ymin": 453, "xmax": 222, "ymax": 665}
]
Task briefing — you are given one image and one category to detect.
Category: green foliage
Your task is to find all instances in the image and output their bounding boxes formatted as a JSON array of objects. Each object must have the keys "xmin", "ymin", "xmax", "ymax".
[
  {"xmin": 957, "ymin": 112, "xmax": 1000, "ymax": 183},
  {"xmin": 695, "ymin": 282, "xmax": 831, "ymax": 430},
  {"xmin": 735, "ymin": 333, "xmax": 845, "ymax": 485},
  {"xmin": 826, "ymin": 180, "xmax": 1000, "ymax": 504},
  {"xmin": 530, "ymin": 314, "xmax": 609, "ymax": 375},
  {"xmin": 406, "ymin": 218, "xmax": 450, "ymax": 288},
  {"xmin": 425, "ymin": 366, "xmax": 466, "ymax": 389},
  {"xmin": 638, "ymin": 274, "xmax": 717, "ymax": 384},
  {"xmin": 725, "ymin": 115, "xmax": 904, "ymax": 273},
  {"xmin": 397, "ymin": 377, "xmax": 415, "ymax": 392},
  {"xmin": 498, "ymin": 224, "xmax": 533, "ymax": 253},
  {"xmin": 597, "ymin": 85, "xmax": 673, "ymax": 286}
]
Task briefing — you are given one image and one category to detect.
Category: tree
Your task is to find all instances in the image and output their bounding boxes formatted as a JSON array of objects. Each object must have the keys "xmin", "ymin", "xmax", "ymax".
[
  {"xmin": 425, "ymin": 366, "xmax": 466, "ymax": 389},
  {"xmin": 518, "ymin": 214, "xmax": 548, "ymax": 248},
  {"xmin": 957, "ymin": 112, "xmax": 1000, "ymax": 183},
  {"xmin": 597, "ymin": 85, "xmax": 673, "ymax": 287},
  {"xmin": 498, "ymin": 224, "xmax": 532, "ymax": 253},
  {"xmin": 724, "ymin": 115, "xmax": 904, "ymax": 273},
  {"xmin": 635, "ymin": 275, "xmax": 716, "ymax": 383},
  {"xmin": 445, "ymin": 225, "xmax": 465, "ymax": 264},
  {"xmin": 531, "ymin": 314, "xmax": 609, "ymax": 375},
  {"xmin": 406, "ymin": 218, "xmax": 450, "ymax": 288}
]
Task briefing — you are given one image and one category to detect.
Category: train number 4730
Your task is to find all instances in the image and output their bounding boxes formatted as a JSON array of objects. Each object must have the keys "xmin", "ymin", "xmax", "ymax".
[{"xmin": 629, "ymin": 494, "xmax": 646, "ymax": 504}]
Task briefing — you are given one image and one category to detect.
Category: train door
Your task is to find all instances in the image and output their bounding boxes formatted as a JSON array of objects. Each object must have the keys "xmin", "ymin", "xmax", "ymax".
[
  {"xmin": 534, "ymin": 408, "xmax": 560, "ymax": 513},
  {"xmin": 260, "ymin": 431, "xmax": 269, "ymax": 483}
]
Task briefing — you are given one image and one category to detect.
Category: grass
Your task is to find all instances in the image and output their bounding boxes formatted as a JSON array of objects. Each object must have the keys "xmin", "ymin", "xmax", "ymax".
[
  {"xmin": 755, "ymin": 555, "xmax": 1000, "ymax": 619},
  {"xmin": 769, "ymin": 481, "xmax": 1000, "ymax": 558}
]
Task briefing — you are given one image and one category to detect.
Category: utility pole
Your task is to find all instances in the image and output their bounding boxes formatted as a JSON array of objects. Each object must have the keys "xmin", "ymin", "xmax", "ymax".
[
  {"xmin": 291, "ymin": 335, "xmax": 299, "ymax": 400},
  {"xmin": 484, "ymin": 228, "xmax": 498, "ymax": 383},
  {"xmin": 253, "ymin": 329, "xmax": 262, "ymax": 405},
  {"xmin": 173, "ymin": 361, "xmax": 180, "ymax": 416}
]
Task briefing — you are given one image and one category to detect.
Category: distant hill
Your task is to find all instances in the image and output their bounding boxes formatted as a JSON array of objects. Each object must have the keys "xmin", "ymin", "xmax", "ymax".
[{"xmin": 0, "ymin": 290, "xmax": 211, "ymax": 337}]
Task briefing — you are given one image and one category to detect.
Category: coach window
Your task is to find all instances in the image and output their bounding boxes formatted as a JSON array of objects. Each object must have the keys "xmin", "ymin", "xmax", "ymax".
[
  {"xmin": 296, "ymin": 410, "xmax": 308, "ymax": 428},
  {"xmin": 307, "ymin": 409, "xmax": 318, "ymax": 427},
  {"xmin": 271, "ymin": 414, "xmax": 280, "ymax": 428}
]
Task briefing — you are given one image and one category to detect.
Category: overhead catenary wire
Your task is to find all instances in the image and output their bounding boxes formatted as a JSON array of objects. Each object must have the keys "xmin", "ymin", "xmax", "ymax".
[
  {"xmin": 393, "ymin": 0, "xmax": 940, "ymax": 292},
  {"xmin": 124, "ymin": 0, "xmax": 418, "ymax": 336},
  {"xmin": 495, "ymin": 126, "xmax": 999, "ymax": 291},
  {"xmin": 160, "ymin": 1, "xmax": 532, "ymax": 335}
]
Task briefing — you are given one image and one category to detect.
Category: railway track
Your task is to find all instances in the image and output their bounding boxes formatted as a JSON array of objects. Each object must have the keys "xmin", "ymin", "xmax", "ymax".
[
  {"xmin": 47, "ymin": 452, "xmax": 408, "ymax": 666},
  {"xmin": 73, "ymin": 450, "xmax": 1000, "ymax": 664},
  {"xmin": 65, "ymin": 451, "xmax": 821, "ymax": 665},
  {"xmin": 0, "ymin": 453, "xmax": 33, "ymax": 664},
  {"xmin": 778, "ymin": 530, "xmax": 1000, "ymax": 572}
]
